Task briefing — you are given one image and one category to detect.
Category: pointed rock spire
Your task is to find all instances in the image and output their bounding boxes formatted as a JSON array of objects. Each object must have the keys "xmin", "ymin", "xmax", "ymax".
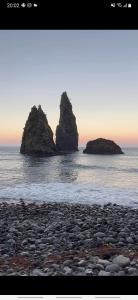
[
  {"xmin": 56, "ymin": 92, "xmax": 78, "ymax": 152},
  {"xmin": 20, "ymin": 105, "xmax": 57, "ymax": 155}
]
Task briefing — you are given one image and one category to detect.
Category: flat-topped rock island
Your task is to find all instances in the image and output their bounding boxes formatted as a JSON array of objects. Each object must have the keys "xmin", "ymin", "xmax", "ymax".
[{"xmin": 83, "ymin": 138, "xmax": 124, "ymax": 155}]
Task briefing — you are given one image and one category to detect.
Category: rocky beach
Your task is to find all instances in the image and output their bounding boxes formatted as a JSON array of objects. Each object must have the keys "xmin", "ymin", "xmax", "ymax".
[{"xmin": 0, "ymin": 200, "xmax": 137, "ymax": 276}]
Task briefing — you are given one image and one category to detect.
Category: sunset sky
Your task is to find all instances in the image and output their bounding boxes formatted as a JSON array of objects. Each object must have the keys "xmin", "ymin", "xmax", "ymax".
[{"xmin": 0, "ymin": 30, "xmax": 138, "ymax": 146}]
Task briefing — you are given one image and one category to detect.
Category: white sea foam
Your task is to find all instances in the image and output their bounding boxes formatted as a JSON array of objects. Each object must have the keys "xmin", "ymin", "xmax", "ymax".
[{"xmin": 0, "ymin": 182, "xmax": 137, "ymax": 207}]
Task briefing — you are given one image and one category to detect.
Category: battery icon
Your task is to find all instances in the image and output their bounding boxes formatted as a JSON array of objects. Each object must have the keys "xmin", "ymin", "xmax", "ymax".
[{"xmin": 128, "ymin": 3, "xmax": 132, "ymax": 7}]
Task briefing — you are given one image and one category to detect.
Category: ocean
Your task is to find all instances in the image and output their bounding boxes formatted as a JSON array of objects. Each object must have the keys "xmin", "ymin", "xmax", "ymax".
[{"xmin": 0, "ymin": 146, "xmax": 138, "ymax": 207}]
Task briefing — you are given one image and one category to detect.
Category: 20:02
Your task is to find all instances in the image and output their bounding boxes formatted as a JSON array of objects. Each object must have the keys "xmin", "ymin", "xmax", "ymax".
[{"xmin": 7, "ymin": 3, "xmax": 20, "ymax": 8}]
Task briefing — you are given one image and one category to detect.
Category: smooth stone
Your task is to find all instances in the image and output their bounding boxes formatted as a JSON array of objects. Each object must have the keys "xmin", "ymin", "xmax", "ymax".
[
  {"xmin": 130, "ymin": 260, "xmax": 136, "ymax": 266},
  {"xmin": 95, "ymin": 264, "xmax": 104, "ymax": 270},
  {"xmin": 97, "ymin": 259, "xmax": 110, "ymax": 266},
  {"xmin": 20, "ymin": 251, "xmax": 30, "ymax": 256},
  {"xmin": 51, "ymin": 264, "xmax": 60, "ymax": 269},
  {"xmin": 63, "ymin": 267, "xmax": 72, "ymax": 275},
  {"xmin": 2, "ymin": 254, "xmax": 9, "ymax": 259},
  {"xmin": 63, "ymin": 259, "xmax": 73, "ymax": 266},
  {"xmin": 105, "ymin": 237, "xmax": 116, "ymax": 243},
  {"xmin": 117, "ymin": 270, "xmax": 125, "ymax": 276},
  {"xmin": 8, "ymin": 272, "xmax": 18, "ymax": 276},
  {"xmin": 38, "ymin": 244, "xmax": 46, "ymax": 249},
  {"xmin": 105, "ymin": 264, "xmax": 120, "ymax": 273},
  {"xmin": 77, "ymin": 267, "xmax": 86, "ymax": 272},
  {"xmin": 87, "ymin": 263, "xmax": 95, "ymax": 269},
  {"xmin": 85, "ymin": 269, "xmax": 93, "ymax": 275},
  {"xmin": 22, "ymin": 239, "xmax": 28, "ymax": 245},
  {"xmin": 132, "ymin": 270, "xmax": 138, "ymax": 276},
  {"xmin": 31, "ymin": 269, "xmax": 46, "ymax": 276},
  {"xmin": 7, "ymin": 239, "xmax": 15, "ymax": 245},
  {"xmin": 77, "ymin": 260, "xmax": 86, "ymax": 266},
  {"xmin": 126, "ymin": 237, "xmax": 134, "ymax": 243},
  {"xmin": 118, "ymin": 241, "xmax": 125, "ymax": 246},
  {"xmin": 43, "ymin": 268, "xmax": 49, "ymax": 272},
  {"xmin": 98, "ymin": 270, "xmax": 111, "ymax": 276},
  {"xmin": 94, "ymin": 232, "xmax": 105, "ymax": 238},
  {"xmin": 96, "ymin": 237, "xmax": 103, "ymax": 246},
  {"xmin": 127, "ymin": 267, "xmax": 137, "ymax": 274},
  {"xmin": 113, "ymin": 255, "xmax": 130, "ymax": 267},
  {"xmin": 29, "ymin": 245, "xmax": 36, "ymax": 250}
]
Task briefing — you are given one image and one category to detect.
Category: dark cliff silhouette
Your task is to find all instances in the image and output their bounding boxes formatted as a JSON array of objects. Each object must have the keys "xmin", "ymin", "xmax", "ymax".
[
  {"xmin": 20, "ymin": 105, "xmax": 57, "ymax": 156},
  {"xmin": 83, "ymin": 138, "xmax": 124, "ymax": 154},
  {"xmin": 56, "ymin": 92, "xmax": 78, "ymax": 152}
]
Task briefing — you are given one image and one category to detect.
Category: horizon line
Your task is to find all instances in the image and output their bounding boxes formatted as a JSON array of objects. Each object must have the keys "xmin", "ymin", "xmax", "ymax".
[{"xmin": 0, "ymin": 144, "xmax": 138, "ymax": 148}]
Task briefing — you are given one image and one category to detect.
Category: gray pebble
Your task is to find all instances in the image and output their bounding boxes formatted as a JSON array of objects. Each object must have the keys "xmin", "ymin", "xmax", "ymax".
[
  {"xmin": 117, "ymin": 270, "xmax": 125, "ymax": 276},
  {"xmin": 94, "ymin": 232, "xmax": 105, "ymax": 238},
  {"xmin": 85, "ymin": 269, "xmax": 93, "ymax": 275},
  {"xmin": 105, "ymin": 264, "xmax": 120, "ymax": 273},
  {"xmin": 98, "ymin": 270, "xmax": 111, "ymax": 276},
  {"xmin": 63, "ymin": 266, "xmax": 72, "ymax": 275},
  {"xmin": 126, "ymin": 237, "xmax": 134, "ymax": 243},
  {"xmin": 127, "ymin": 267, "xmax": 137, "ymax": 274},
  {"xmin": 98, "ymin": 259, "xmax": 110, "ymax": 266},
  {"xmin": 113, "ymin": 255, "xmax": 130, "ymax": 267},
  {"xmin": 31, "ymin": 269, "xmax": 46, "ymax": 276}
]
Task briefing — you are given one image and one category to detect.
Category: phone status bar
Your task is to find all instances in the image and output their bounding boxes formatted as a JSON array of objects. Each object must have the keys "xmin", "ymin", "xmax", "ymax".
[{"xmin": 1, "ymin": 1, "xmax": 137, "ymax": 9}]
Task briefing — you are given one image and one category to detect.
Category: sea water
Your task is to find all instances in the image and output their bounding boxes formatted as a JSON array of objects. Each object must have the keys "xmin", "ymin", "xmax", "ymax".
[{"xmin": 0, "ymin": 146, "xmax": 138, "ymax": 207}]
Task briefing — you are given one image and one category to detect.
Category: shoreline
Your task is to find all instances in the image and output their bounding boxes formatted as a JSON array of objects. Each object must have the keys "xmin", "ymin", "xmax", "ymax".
[{"xmin": 0, "ymin": 200, "xmax": 137, "ymax": 276}]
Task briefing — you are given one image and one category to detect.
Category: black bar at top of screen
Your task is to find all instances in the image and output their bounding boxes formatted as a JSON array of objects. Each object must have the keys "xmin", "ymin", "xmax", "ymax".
[{"xmin": 0, "ymin": 0, "xmax": 138, "ymax": 29}]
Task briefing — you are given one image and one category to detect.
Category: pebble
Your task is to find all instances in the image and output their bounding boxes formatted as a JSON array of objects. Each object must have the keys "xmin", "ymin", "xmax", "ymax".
[
  {"xmin": 98, "ymin": 270, "xmax": 111, "ymax": 276},
  {"xmin": 126, "ymin": 237, "xmax": 134, "ymax": 243},
  {"xmin": 105, "ymin": 264, "xmax": 120, "ymax": 273},
  {"xmin": 95, "ymin": 264, "xmax": 104, "ymax": 270},
  {"xmin": 78, "ymin": 260, "xmax": 86, "ymax": 266},
  {"xmin": 20, "ymin": 251, "xmax": 30, "ymax": 256},
  {"xmin": 63, "ymin": 267, "xmax": 72, "ymax": 275},
  {"xmin": 0, "ymin": 201, "xmax": 137, "ymax": 276},
  {"xmin": 7, "ymin": 239, "xmax": 15, "ymax": 245},
  {"xmin": 31, "ymin": 269, "xmax": 46, "ymax": 276},
  {"xmin": 94, "ymin": 232, "xmax": 105, "ymax": 238},
  {"xmin": 113, "ymin": 255, "xmax": 130, "ymax": 267},
  {"xmin": 97, "ymin": 259, "xmax": 110, "ymax": 266},
  {"xmin": 105, "ymin": 237, "xmax": 116, "ymax": 243},
  {"xmin": 85, "ymin": 269, "xmax": 93, "ymax": 275},
  {"xmin": 127, "ymin": 267, "xmax": 137, "ymax": 274},
  {"xmin": 117, "ymin": 270, "xmax": 125, "ymax": 276}
]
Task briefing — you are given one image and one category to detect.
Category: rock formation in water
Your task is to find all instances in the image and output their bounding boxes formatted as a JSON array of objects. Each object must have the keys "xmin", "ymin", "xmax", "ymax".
[
  {"xmin": 83, "ymin": 138, "xmax": 124, "ymax": 154},
  {"xmin": 20, "ymin": 105, "xmax": 57, "ymax": 155},
  {"xmin": 56, "ymin": 92, "xmax": 78, "ymax": 152}
]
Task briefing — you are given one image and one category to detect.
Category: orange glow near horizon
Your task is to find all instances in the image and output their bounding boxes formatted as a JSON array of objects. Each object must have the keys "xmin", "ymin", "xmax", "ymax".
[
  {"xmin": 0, "ymin": 131, "xmax": 21, "ymax": 145},
  {"xmin": 0, "ymin": 132, "xmax": 138, "ymax": 146},
  {"xmin": 0, "ymin": 117, "xmax": 138, "ymax": 146},
  {"xmin": 79, "ymin": 135, "xmax": 138, "ymax": 145}
]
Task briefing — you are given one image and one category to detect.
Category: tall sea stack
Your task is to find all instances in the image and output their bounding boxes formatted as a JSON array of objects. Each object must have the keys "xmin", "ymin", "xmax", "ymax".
[
  {"xmin": 20, "ymin": 105, "xmax": 57, "ymax": 155},
  {"xmin": 56, "ymin": 92, "xmax": 78, "ymax": 152}
]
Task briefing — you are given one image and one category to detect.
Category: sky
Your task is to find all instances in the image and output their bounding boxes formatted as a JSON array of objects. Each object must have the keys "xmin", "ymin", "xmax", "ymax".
[{"xmin": 0, "ymin": 30, "xmax": 138, "ymax": 147}]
